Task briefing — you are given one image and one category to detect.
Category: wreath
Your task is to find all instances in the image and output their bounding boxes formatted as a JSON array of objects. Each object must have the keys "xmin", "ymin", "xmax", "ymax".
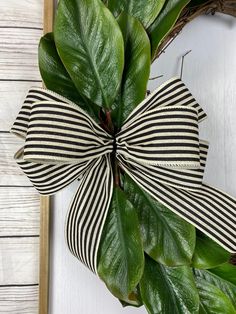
[{"xmin": 11, "ymin": 0, "xmax": 236, "ymax": 313}]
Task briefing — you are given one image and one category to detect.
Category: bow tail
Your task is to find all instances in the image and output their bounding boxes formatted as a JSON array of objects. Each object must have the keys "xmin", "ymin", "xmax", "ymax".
[
  {"xmin": 65, "ymin": 155, "xmax": 113, "ymax": 273},
  {"xmin": 118, "ymin": 156, "xmax": 236, "ymax": 253}
]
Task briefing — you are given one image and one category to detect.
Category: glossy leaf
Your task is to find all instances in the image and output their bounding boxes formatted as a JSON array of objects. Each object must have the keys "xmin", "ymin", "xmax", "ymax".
[
  {"xmin": 210, "ymin": 263, "xmax": 236, "ymax": 286},
  {"xmin": 192, "ymin": 232, "xmax": 230, "ymax": 269},
  {"xmin": 108, "ymin": 0, "xmax": 166, "ymax": 28},
  {"xmin": 148, "ymin": 0, "xmax": 190, "ymax": 58},
  {"xmin": 113, "ymin": 13, "xmax": 151, "ymax": 128},
  {"xmin": 54, "ymin": 0, "xmax": 124, "ymax": 108},
  {"xmin": 195, "ymin": 273, "xmax": 236, "ymax": 313},
  {"xmin": 124, "ymin": 174, "xmax": 195, "ymax": 266},
  {"xmin": 38, "ymin": 33, "xmax": 99, "ymax": 119},
  {"xmin": 140, "ymin": 255, "xmax": 199, "ymax": 314},
  {"xmin": 195, "ymin": 269, "xmax": 236, "ymax": 310},
  {"xmin": 97, "ymin": 187, "xmax": 144, "ymax": 300}
]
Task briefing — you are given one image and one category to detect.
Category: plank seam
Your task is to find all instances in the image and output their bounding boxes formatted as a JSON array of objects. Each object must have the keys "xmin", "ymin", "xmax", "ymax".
[
  {"xmin": 0, "ymin": 284, "xmax": 39, "ymax": 287},
  {"xmin": 0, "ymin": 185, "xmax": 33, "ymax": 188},
  {"xmin": 0, "ymin": 26, "xmax": 43, "ymax": 30},
  {"xmin": 0, "ymin": 79, "xmax": 42, "ymax": 82},
  {"xmin": 0, "ymin": 235, "xmax": 39, "ymax": 238}
]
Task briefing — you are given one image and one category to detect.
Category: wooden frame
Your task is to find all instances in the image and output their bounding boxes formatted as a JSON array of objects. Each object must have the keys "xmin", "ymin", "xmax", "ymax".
[{"xmin": 39, "ymin": 0, "xmax": 55, "ymax": 313}]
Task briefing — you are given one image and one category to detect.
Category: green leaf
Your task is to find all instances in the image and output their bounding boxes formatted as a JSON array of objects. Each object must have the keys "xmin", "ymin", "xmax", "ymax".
[
  {"xmin": 54, "ymin": 0, "xmax": 124, "ymax": 109},
  {"xmin": 108, "ymin": 0, "xmax": 166, "ymax": 28},
  {"xmin": 148, "ymin": 0, "xmax": 190, "ymax": 58},
  {"xmin": 192, "ymin": 232, "xmax": 230, "ymax": 269},
  {"xmin": 210, "ymin": 263, "xmax": 236, "ymax": 286},
  {"xmin": 38, "ymin": 33, "xmax": 99, "ymax": 119},
  {"xmin": 97, "ymin": 187, "xmax": 144, "ymax": 300},
  {"xmin": 112, "ymin": 13, "xmax": 151, "ymax": 128},
  {"xmin": 195, "ymin": 268, "xmax": 236, "ymax": 310},
  {"xmin": 197, "ymin": 281, "xmax": 236, "ymax": 314},
  {"xmin": 140, "ymin": 255, "xmax": 199, "ymax": 314},
  {"xmin": 124, "ymin": 174, "xmax": 195, "ymax": 266}
]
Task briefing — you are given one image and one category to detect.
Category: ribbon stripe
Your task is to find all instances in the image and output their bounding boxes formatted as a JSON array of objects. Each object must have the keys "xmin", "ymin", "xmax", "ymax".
[
  {"xmin": 116, "ymin": 108, "xmax": 201, "ymax": 167},
  {"xmin": 120, "ymin": 140, "xmax": 208, "ymax": 189},
  {"xmin": 65, "ymin": 155, "xmax": 113, "ymax": 273},
  {"xmin": 11, "ymin": 77, "xmax": 236, "ymax": 273}
]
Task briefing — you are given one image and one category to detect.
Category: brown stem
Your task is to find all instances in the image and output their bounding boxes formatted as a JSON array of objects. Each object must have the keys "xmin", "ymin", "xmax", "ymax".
[
  {"xmin": 114, "ymin": 159, "xmax": 120, "ymax": 187},
  {"xmin": 99, "ymin": 112, "xmax": 110, "ymax": 133},
  {"xmin": 106, "ymin": 110, "xmax": 114, "ymax": 134},
  {"xmin": 230, "ymin": 254, "xmax": 236, "ymax": 265}
]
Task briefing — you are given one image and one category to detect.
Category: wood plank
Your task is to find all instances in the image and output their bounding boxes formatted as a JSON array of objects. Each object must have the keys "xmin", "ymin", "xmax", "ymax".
[
  {"xmin": 39, "ymin": 196, "xmax": 50, "ymax": 314},
  {"xmin": 0, "ymin": 187, "xmax": 40, "ymax": 236},
  {"xmin": 0, "ymin": 28, "xmax": 42, "ymax": 80},
  {"xmin": 0, "ymin": 237, "xmax": 39, "ymax": 285},
  {"xmin": 0, "ymin": 81, "xmax": 41, "ymax": 131},
  {"xmin": 0, "ymin": 2, "xmax": 43, "ymax": 313},
  {"xmin": 0, "ymin": 0, "xmax": 43, "ymax": 29},
  {"xmin": 0, "ymin": 133, "xmax": 32, "ymax": 186},
  {"xmin": 44, "ymin": 0, "xmax": 55, "ymax": 34},
  {"xmin": 39, "ymin": 1, "xmax": 55, "ymax": 313},
  {"xmin": 0, "ymin": 285, "xmax": 38, "ymax": 314}
]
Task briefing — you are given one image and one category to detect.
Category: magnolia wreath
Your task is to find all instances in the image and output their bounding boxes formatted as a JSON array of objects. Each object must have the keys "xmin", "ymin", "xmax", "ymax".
[{"xmin": 11, "ymin": 0, "xmax": 236, "ymax": 313}]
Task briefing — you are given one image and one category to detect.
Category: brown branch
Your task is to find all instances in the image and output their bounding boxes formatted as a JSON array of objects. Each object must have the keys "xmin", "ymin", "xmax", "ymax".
[
  {"xmin": 153, "ymin": 0, "xmax": 236, "ymax": 61},
  {"xmin": 230, "ymin": 254, "xmax": 236, "ymax": 265}
]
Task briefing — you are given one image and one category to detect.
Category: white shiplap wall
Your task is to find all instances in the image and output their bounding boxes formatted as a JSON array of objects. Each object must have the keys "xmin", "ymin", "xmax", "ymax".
[
  {"xmin": 0, "ymin": 0, "xmax": 42, "ymax": 313},
  {"xmin": 49, "ymin": 13, "xmax": 236, "ymax": 314}
]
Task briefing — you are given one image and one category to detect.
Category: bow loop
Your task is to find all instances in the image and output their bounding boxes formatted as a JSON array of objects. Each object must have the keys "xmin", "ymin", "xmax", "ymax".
[
  {"xmin": 11, "ymin": 87, "xmax": 114, "ymax": 164},
  {"xmin": 116, "ymin": 106, "xmax": 201, "ymax": 168},
  {"xmin": 122, "ymin": 77, "xmax": 207, "ymax": 129}
]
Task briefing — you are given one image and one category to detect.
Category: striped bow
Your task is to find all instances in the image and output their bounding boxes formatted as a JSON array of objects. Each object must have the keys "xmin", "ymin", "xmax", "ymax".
[{"xmin": 11, "ymin": 77, "xmax": 236, "ymax": 273}]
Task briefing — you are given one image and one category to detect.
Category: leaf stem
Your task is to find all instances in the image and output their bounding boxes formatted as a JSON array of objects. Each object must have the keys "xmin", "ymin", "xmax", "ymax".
[
  {"xmin": 114, "ymin": 159, "xmax": 120, "ymax": 187},
  {"xmin": 106, "ymin": 110, "xmax": 114, "ymax": 134}
]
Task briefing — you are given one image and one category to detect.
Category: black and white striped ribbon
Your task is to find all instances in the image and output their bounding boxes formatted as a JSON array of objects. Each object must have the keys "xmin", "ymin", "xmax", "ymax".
[{"xmin": 11, "ymin": 77, "xmax": 236, "ymax": 273}]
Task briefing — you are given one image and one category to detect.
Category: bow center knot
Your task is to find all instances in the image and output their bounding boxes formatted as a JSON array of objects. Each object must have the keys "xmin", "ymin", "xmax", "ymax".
[{"xmin": 112, "ymin": 136, "xmax": 117, "ymax": 155}]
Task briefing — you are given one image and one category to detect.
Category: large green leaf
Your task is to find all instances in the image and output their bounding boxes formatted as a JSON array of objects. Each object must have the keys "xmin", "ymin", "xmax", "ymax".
[
  {"xmin": 108, "ymin": 0, "xmax": 166, "ymax": 28},
  {"xmin": 54, "ymin": 0, "xmax": 124, "ymax": 108},
  {"xmin": 192, "ymin": 232, "xmax": 230, "ymax": 269},
  {"xmin": 197, "ymin": 282, "xmax": 236, "ymax": 314},
  {"xmin": 112, "ymin": 13, "xmax": 151, "ymax": 128},
  {"xmin": 148, "ymin": 0, "xmax": 190, "ymax": 58},
  {"xmin": 97, "ymin": 187, "xmax": 144, "ymax": 301},
  {"xmin": 140, "ymin": 255, "xmax": 199, "ymax": 314},
  {"xmin": 38, "ymin": 33, "xmax": 99, "ymax": 119},
  {"xmin": 124, "ymin": 174, "xmax": 195, "ymax": 266},
  {"xmin": 210, "ymin": 263, "xmax": 236, "ymax": 286},
  {"xmin": 195, "ymin": 269, "xmax": 236, "ymax": 310}
]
